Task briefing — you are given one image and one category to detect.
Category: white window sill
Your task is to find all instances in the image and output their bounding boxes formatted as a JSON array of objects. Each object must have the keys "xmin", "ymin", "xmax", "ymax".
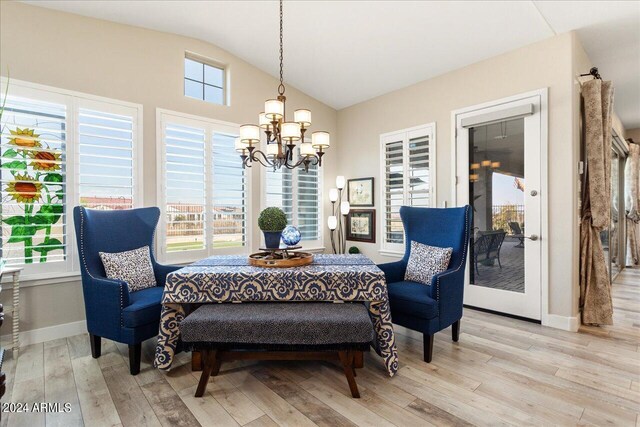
[
  {"xmin": 1, "ymin": 271, "xmax": 82, "ymax": 289},
  {"xmin": 378, "ymin": 249, "xmax": 404, "ymax": 258}
]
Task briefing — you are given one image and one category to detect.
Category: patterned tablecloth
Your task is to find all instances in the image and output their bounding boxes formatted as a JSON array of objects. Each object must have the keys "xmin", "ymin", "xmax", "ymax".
[{"xmin": 154, "ymin": 254, "xmax": 398, "ymax": 376}]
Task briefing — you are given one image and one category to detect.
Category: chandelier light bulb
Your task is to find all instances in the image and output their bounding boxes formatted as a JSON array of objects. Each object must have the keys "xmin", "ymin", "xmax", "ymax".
[
  {"xmin": 481, "ymin": 159, "xmax": 492, "ymax": 167},
  {"xmin": 264, "ymin": 99, "xmax": 284, "ymax": 120},
  {"xmin": 300, "ymin": 142, "xmax": 315, "ymax": 157},
  {"xmin": 266, "ymin": 143, "xmax": 279, "ymax": 157},
  {"xmin": 234, "ymin": 137, "xmax": 247, "ymax": 154},
  {"xmin": 328, "ymin": 216, "xmax": 338, "ymax": 230},
  {"xmin": 239, "ymin": 125, "xmax": 260, "ymax": 144},
  {"xmin": 312, "ymin": 131, "xmax": 330, "ymax": 149},
  {"xmin": 341, "ymin": 201, "xmax": 350, "ymax": 216},
  {"xmin": 491, "ymin": 161, "xmax": 501, "ymax": 168},
  {"xmin": 259, "ymin": 113, "xmax": 272, "ymax": 130},
  {"xmin": 470, "ymin": 163, "xmax": 480, "ymax": 170},
  {"xmin": 329, "ymin": 188, "xmax": 339, "ymax": 202},
  {"xmin": 294, "ymin": 109, "xmax": 312, "ymax": 127},
  {"xmin": 281, "ymin": 122, "xmax": 301, "ymax": 141},
  {"xmin": 336, "ymin": 175, "xmax": 346, "ymax": 190}
]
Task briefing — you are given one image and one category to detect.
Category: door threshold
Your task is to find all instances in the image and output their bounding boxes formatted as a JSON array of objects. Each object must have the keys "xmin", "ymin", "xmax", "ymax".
[{"xmin": 464, "ymin": 304, "xmax": 541, "ymax": 324}]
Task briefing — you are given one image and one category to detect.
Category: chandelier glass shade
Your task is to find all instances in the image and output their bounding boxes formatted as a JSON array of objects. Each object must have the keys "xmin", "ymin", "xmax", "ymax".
[{"xmin": 237, "ymin": 0, "xmax": 329, "ymax": 172}]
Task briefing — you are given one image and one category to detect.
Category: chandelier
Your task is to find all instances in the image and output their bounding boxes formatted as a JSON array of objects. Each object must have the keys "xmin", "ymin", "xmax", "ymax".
[{"xmin": 236, "ymin": 0, "xmax": 330, "ymax": 172}]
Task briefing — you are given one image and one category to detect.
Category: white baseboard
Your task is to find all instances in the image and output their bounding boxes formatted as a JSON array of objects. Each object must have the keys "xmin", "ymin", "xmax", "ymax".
[
  {"xmin": 543, "ymin": 314, "xmax": 580, "ymax": 332},
  {"xmin": 1, "ymin": 320, "xmax": 86, "ymax": 348}
]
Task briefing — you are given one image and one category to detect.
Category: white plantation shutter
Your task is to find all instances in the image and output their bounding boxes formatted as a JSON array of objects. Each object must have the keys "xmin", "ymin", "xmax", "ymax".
[
  {"xmin": 297, "ymin": 162, "xmax": 320, "ymax": 241},
  {"xmin": 78, "ymin": 105, "xmax": 136, "ymax": 210},
  {"xmin": 266, "ymin": 168, "xmax": 294, "ymax": 224},
  {"xmin": 158, "ymin": 111, "xmax": 249, "ymax": 262},
  {"xmin": 381, "ymin": 124, "xmax": 435, "ymax": 253},
  {"xmin": 163, "ymin": 122, "xmax": 207, "ymax": 254},
  {"xmin": 265, "ymin": 148, "xmax": 322, "ymax": 245},
  {"xmin": 1, "ymin": 96, "xmax": 67, "ymax": 266},
  {"xmin": 383, "ymin": 140, "xmax": 404, "ymax": 245},
  {"xmin": 408, "ymin": 133, "xmax": 431, "ymax": 207},
  {"xmin": 212, "ymin": 132, "xmax": 247, "ymax": 248}
]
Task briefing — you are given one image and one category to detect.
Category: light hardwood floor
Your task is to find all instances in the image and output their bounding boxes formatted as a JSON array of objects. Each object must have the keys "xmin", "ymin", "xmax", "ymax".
[{"xmin": 3, "ymin": 268, "xmax": 639, "ymax": 427}]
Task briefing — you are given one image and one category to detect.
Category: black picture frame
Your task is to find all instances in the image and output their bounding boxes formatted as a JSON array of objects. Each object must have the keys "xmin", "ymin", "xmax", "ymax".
[
  {"xmin": 346, "ymin": 210, "xmax": 376, "ymax": 243},
  {"xmin": 347, "ymin": 177, "xmax": 374, "ymax": 207}
]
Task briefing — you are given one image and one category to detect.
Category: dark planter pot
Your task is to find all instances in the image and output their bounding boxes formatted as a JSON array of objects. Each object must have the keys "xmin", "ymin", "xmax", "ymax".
[{"xmin": 263, "ymin": 231, "xmax": 282, "ymax": 249}]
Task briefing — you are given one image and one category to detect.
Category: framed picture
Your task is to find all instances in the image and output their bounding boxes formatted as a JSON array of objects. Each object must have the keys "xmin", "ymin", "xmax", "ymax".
[
  {"xmin": 346, "ymin": 210, "xmax": 376, "ymax": 243},
  {"xmin": 347, "ymin": 177, "xmax": 374, "ymax": 207}
]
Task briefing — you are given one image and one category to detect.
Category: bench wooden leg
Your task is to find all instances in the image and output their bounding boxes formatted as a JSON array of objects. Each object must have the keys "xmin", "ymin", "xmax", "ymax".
[
  {"xmin": 195, "ymin": 350, "xmax": 217, "ymax": 397},
  {"xmin": 192, "ymin": 351, "xmax": 203, "ymax": 371},
  {"xmin": 338, "ymin": 351, "xmax": 360, "ymax": 398},
  {"xmin": 353, "ymin": 351, "xmax": 363, "ymax": 369}
]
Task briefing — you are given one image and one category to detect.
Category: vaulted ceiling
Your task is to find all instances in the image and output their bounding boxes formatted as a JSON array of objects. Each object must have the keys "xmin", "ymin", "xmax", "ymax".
[{"xmin": 23, "ymin": 1, "xmax": 640, "ymax": 127}]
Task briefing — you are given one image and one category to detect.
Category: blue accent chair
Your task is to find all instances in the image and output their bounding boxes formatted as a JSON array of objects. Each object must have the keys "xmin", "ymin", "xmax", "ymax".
[
  {"xmin": 73, "ymin": 206, "xmax": 180, "ymax": 374},
  {"xmin": 378, "ymin": 205, "xmax": 472, "ymax": 363}
]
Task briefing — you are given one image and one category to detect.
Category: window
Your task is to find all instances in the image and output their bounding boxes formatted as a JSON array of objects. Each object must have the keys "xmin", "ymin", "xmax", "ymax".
[
  {"xmin": 158, "ymin": 110, "xmax": 248, "ymax": 263},
  {"xmin": 0, "ymin": 79, "xmax": 142, "ymax": 277},
  {"xmin": 184, "ymin": 55, "xmax": 226, "ymax": 105},
  {"xmin": 380, "ymin": 123, "xmax": 435, "ymax": 254},
  {"xmin": 265, "ymin": 149, "xmax": 322, "ymax": 247}
]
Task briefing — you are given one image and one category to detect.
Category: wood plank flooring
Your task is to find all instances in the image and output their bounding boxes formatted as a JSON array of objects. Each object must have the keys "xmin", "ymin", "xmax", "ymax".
[{"xmin": 3, "ymin": 268, "xmax": 639, "ymax": 426}]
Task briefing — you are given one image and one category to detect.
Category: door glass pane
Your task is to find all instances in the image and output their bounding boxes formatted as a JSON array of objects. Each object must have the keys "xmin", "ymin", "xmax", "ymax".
[{"xmin": 469, "ymin": 119, "xmax": 525, "ymax": 293}]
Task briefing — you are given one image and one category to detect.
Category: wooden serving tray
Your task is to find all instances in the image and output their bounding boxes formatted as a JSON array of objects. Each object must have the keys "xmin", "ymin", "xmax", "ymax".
[{"xmin": 248, "ymin": 251, "xmax": 314, "ymax": 268}]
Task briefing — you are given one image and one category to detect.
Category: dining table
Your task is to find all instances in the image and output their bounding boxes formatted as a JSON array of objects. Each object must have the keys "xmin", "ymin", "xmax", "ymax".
[{"xmin": 154, "ymin": 253, "xmax": 398, "ymax": 376}]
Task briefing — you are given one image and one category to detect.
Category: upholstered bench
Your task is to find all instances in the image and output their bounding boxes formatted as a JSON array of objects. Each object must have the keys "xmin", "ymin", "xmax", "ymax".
[{"xmin": 179, "ymin": 302, "xmax": 374, "ymax": 398}]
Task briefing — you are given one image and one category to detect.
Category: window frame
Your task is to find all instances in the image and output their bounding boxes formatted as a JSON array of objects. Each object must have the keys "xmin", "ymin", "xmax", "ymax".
[
  {"xmin": 0, "ymin": 78, "xmax": 143, "ymax": 280},
  {"xmin": 379, "ymin": 122, "xmax": 437, "ymax": 256},
  {"xmin": 260, "ymin": 147, "xmax": 324, "ymax": 251},
  {"xmin": 184, "ymin": 53, "xmax": 228, "ymax": 106},
  {"xmin": 156, "ymin": 109, "xmax": 251, "ymax": 264}
]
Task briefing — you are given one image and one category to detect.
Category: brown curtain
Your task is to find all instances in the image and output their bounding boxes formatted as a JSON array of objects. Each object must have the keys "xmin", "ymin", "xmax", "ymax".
[
  {"xmin": 579, "ymin": 79, "xmax": 614, "ymax": 326},
  {"xmin": 626, "ymin": 143, "xmax": 639, "ymax": 265}
]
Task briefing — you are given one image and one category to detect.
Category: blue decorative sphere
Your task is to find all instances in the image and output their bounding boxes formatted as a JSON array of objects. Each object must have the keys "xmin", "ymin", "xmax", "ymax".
[{"xmin": 281, "ymin": 225, "xmax": 301, "ymax": 246}]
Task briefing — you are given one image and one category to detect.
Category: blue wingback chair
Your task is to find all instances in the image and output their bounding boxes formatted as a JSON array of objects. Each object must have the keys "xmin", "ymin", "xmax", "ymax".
[
  {"xmin": 73, "ymin": 206, "xmax": 180, "ymax": 374},
  {"xmin": 378, "ymin": 205, "xmax": 472, "ymax": 363}
]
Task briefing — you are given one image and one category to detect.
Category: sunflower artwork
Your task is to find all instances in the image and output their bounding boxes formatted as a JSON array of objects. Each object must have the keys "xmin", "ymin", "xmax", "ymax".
[{"xmin": 1, "ymin": 122, "xmax": 65, "ymax": 264}]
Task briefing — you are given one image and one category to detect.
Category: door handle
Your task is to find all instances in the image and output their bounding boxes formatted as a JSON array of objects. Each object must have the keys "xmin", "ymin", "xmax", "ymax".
[{"xmin": 524, "ymin": 234, "xmax": 539, "ymax": 241}]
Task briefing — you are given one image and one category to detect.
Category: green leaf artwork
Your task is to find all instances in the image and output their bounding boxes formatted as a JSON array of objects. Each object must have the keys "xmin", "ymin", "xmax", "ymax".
[{"xmin": 1, "ymin": 127, "xmax": 65, "ymax": 263}]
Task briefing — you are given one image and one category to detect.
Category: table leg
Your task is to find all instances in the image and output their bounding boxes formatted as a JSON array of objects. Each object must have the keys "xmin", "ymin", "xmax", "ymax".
[{"xmin": 12, "ymin": 271, "xmax": 20, "ymax": 360}]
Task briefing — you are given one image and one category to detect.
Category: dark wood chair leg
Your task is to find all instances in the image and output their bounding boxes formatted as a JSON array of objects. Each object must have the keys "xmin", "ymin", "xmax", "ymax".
[
  {"xmin": 195, "ymin": 350, "xmax": 216, "ymax": 397},
  {"xmin": 338, "ymin": 351, "xmax": 360, "ymax": 398},
  {"xmin": 452, "ymin": 320, "xmax": 460, "ymax": 342},
  {"xmin": 89, "ymin": 334, "xmax": 101, "ymax": 359},
  {"xmin": 423, "ymin": 333, "xmax": 434, "ymax": 363},
  {"xmin": 192, "ymin": 351, "xmax": 203, "ymax": 371},
  {"xmin": 129, "ymin": 343, "xmax": 141, "ymax": 375}
]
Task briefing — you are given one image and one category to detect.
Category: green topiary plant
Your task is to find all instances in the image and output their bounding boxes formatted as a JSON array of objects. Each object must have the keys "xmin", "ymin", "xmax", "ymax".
[
  {"xmin": 348, "ymin": 246, "xmax": 360, "ymax": 254},
  {"xmin": 258, "ymin": 207, "xmax": 288, "ymax": 232}
]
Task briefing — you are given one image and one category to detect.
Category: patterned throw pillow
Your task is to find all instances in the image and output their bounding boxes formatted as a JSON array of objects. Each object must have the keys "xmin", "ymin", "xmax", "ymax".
[
  {"xmin": 404, "ymin": 241, "xmax": 453, "ymax": 286},
  {"xmin": 99, "ymin": 246, "xmax": 157, "ymax": 292}
]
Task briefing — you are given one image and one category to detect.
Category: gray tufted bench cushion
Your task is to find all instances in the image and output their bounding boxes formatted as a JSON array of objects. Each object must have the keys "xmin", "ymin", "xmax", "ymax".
[{"xmin": 180, "ymin": 302, "xmax": 374, "ymax": 349}]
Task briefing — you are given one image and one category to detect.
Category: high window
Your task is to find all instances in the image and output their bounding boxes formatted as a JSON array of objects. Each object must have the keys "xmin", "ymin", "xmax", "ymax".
[
  {"xmin": 0, "ymin": 80, "xmax": 142, "ymax": 277},
  {"xmin": 380, "ymin": 123, "xmax": 435, "ymax": 254},
  {"xmin": 184, "ymin": 55, "xmax": 226, "ymax": 106},
  {"xmin": 157, "ymin": 110, "xmax": 248, "ymax": 263}
]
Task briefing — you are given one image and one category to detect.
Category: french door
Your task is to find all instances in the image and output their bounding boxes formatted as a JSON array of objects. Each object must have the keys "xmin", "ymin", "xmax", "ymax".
[{"xmin": 454, "ymin": 91, "xmax": 546, "ymax": 320}]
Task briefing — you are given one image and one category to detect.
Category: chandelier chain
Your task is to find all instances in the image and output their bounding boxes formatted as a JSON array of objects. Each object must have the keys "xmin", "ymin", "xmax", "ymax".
[{"xmin": 278, "ymin": 0, "xmax": 285, "ymax": 95}]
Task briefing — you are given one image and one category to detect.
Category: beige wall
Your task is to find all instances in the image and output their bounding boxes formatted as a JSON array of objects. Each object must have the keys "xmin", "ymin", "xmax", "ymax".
[
  {"xmin": 0, "ymin": 2, "xmax": 338, "ymax": 334},
  {"xmin": 337, "ymin": 32, "xmax": 579, "ymax": 320},
  {"xmin": 626, "ymin": 128, "xmax": 640, "ymax": 142}
]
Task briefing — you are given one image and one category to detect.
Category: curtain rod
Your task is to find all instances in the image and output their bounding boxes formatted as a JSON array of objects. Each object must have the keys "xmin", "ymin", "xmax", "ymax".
[{"xmin": 580, "ymin": 67, "xmax": 602, "ymax": 80}]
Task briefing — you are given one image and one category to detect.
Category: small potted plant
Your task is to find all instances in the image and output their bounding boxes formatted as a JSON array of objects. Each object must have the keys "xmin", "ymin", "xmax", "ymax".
[{"xmin": 258, "ymin": 207, "xmax": 288, "ymax": 249}]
